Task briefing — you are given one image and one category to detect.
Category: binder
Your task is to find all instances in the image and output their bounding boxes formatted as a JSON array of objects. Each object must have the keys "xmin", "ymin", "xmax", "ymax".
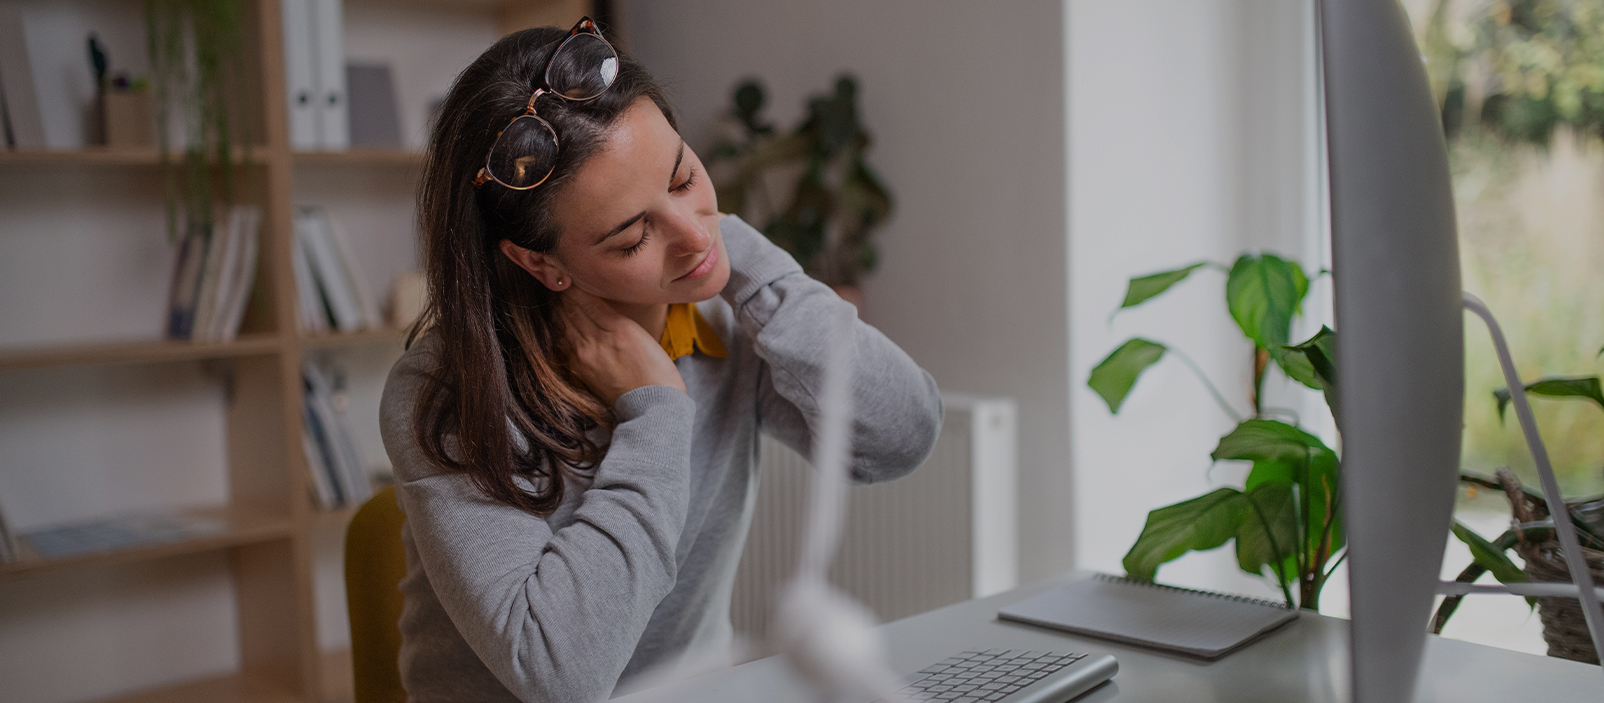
[
  {"xmin": 281, "ymin": 0, "xmax": 319, "ymax": 151},
  {"xmin": 997, "ymin": 573, "xmax": 1299, "ymax": 660},
  {"xmin": 311, "ymin": 0, "xmax": 349, "ymax": 150},
  {"xmin": 0, "ymin": 7, "xmax": 45, "ymax": 150}
]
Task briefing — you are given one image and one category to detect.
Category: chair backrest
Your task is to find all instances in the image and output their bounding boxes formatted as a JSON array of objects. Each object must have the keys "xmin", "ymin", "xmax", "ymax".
[{"xmin": 345, "ymin": 485, "xmax": 408, "ymax": 703}]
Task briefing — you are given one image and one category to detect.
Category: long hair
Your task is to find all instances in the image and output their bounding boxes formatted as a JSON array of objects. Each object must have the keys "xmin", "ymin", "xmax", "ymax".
[{"xmin": 410, "ymin": 26, "xmax": 676, "ymax": 516}]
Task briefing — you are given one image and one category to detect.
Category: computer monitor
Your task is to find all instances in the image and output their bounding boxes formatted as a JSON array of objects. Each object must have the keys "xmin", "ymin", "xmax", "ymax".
[{"xmin": 1318, "ymin": 1, "xmax": 1464, "ymax": 702}]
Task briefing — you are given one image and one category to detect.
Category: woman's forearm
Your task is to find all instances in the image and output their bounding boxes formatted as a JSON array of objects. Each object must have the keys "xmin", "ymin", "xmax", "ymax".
[{"xmin": 718, "ymin": 215, "xmax": 943, "ymax": 483}]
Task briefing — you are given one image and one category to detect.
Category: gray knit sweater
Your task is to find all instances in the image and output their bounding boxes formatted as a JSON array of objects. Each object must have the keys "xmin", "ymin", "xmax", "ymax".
[{"xmin": 379, "ymin": 215, "xmax": 942, "ymax": 703}]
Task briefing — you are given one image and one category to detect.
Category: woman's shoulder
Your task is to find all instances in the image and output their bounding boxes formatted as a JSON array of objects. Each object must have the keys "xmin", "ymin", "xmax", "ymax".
[{"xmin": 381, "ymin": 330, "xmax": 444, "ymax": 425}]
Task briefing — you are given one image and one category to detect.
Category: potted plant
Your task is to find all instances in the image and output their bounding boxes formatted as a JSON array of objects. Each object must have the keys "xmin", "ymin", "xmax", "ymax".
[
  {"xmin": 145, "ymin": 0, "xmax": 249, "ymax": 240},
  {"xmin": 1434, "ymin": 374, "xmax": 1604, "ymax": 664},
  {"xmin": 706, "ymin": 76, "xmax": 892, "ymax": 302},
  {"xmin": 1087, "ymin": 254, "xmax": 1342, "ymax": 609}
]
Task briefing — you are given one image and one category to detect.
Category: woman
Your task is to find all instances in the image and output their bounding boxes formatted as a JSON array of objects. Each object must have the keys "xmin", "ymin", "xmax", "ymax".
[{"xmin": 379, "ymin": 19, "xmax": 942, "ymax": 703}]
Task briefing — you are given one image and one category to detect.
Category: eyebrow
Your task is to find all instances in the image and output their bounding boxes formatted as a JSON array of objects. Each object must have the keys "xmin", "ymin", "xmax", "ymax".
[{"xmin": 594, "ymin": 141, "xmax": 688, "ymax": 246}]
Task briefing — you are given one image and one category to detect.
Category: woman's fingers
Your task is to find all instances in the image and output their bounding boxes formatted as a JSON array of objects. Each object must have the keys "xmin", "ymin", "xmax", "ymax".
[{"xmin": 552, "ymin": 286, "xmax": 686, "ymax": 404}]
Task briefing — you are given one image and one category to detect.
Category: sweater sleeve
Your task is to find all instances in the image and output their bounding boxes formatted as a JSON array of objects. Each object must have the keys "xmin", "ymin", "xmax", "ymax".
[
  {"xmin": 381, "ymin": 348, "xmax": 695, "ymax": 703},
  {"xmin": 718, "ymin": 215, "xmax": 943, "ymax": 483}
]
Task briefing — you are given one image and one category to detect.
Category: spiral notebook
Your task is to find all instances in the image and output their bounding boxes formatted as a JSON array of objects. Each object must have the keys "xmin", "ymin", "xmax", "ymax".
[{"xmin": 997, "ymin": 573, "xmax": 1298, "ymax": 660}]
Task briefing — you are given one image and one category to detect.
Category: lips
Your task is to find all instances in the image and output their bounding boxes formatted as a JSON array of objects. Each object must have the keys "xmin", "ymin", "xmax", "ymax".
[{"xmin": 675, "ymin": 242, "xmax": 719, "ymax": 282}]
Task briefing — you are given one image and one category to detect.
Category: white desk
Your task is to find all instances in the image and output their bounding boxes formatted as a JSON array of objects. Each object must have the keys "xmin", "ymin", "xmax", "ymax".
[{"xmin": 619, "ymin": 571, "xmax": 1600, "ymax": 702}]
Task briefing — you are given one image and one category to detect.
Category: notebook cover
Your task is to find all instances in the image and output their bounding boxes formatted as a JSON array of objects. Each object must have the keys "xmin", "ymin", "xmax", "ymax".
[{"xmin": 997, "ymin": 573, "xmax": 1298, "ymax": 660}]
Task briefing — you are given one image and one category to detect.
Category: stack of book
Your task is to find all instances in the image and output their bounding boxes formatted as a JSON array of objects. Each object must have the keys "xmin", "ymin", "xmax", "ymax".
[
  {"xmin": 292, "ymin": 206, "xmax": 383, "ymax": 334},
  {"xmin": 166, "ymin": 205, "xmax": 264, "ymax": 342},
  {"xmin": 302, "ymin": 360, "xmax": 373, "ymax": 510}
]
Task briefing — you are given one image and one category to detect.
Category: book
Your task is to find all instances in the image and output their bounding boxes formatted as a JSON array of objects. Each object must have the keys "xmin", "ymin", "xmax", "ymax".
[
  {"xmin": 297, "ymin": 207, "xmax": 364, "ymax": 332},
  {"xmin": 346, "ymin": 61, "xmax": 401, "ymax": 148},
  {"xmin": 165, "ymin": 221, "xmax": 212, "ymax": 339},
  {"xmin": 211, "ymin": 205, "xmax": 262, "ymax": 341},
  {"xmin": 291, "ymin": 226, "xmax": 330, "ymax": 333},
  {"xmin": 19, "ymin": 512, "xmax": 228, "ymax": 560},
  {"xmin": 304, "ymin": 360, "xmax": 372, "ymax": 505},
  {"xmin": 0, "ymin": 6, "xmax": 45, "ymax": 149},
  {"xmin": 191, "ymin": 208, "xmax": 237, "ymax": 341},
  {"xmin": 302, "ymin": 399, "xmax": 343, "ymax": 509},
  {"xmin": 321, "ymin": 209, "xmax": 384, "ymax": 329},
  {"xmin": 996, "ymin": 573, "xmax": 1298, "ymax": 660}
]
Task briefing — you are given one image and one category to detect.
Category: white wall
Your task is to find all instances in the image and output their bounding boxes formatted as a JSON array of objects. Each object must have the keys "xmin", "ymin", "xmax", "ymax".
[
  {"xmin": 619, "ymin": 0, "xmax": 1074, "ymax": 582},
  {"xmin": 1067, "ymin": 0, "xmax": 1333, "ymax": 601}
]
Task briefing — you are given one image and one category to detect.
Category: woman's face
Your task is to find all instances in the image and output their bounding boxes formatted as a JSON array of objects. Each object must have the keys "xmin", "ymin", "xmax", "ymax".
[{"xmin": 514, "ymin": 97, "xmax": 729, "ymax": 310}]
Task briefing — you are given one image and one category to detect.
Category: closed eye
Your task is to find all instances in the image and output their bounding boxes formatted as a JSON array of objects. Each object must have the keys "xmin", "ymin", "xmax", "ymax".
[
  {"xmin": 620, "ymin": 227, "xmax": 650, "ymax": 257},
  {"xmin": 672, "ymin": 165, "xmax": 699, "ymax": 194}
]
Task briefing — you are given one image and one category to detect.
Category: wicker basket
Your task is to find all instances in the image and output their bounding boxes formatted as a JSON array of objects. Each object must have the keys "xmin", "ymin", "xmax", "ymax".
[
  {"xmin": 1516, "ymin": 541, "xmax": 1604, "ymax": 664},
  {"xmin": 1496, "ymin": 468, "xmax": 1604, "ymax": 665}
]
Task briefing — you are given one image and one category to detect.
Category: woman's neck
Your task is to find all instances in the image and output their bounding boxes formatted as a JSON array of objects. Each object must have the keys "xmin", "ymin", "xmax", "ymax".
[{"xmin": 611, "ymin": 301, "xmax": 670, "ymax": 340}]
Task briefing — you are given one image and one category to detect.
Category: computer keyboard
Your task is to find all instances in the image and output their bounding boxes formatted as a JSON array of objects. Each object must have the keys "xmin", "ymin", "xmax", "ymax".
[{"xmin": 884, "ymin": 648, "xmax": 1117, "ymax": 703}]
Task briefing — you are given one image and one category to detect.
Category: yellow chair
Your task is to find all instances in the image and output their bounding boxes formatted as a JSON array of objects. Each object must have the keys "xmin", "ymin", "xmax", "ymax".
[{"xmin": 345, "ymin": 485, "xmax": 408, "ymax": 703}]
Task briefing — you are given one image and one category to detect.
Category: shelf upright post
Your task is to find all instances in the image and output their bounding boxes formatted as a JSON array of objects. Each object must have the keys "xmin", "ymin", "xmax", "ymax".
[{"xmin": 232, "ymin": 0, "xmax": 323, "ymax": 699}]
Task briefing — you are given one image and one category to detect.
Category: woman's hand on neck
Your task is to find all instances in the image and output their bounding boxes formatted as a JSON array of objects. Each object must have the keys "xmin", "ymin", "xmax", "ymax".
[{"xmin": 558, "ymin": 289, "xmax": 684, "ymax": 404}]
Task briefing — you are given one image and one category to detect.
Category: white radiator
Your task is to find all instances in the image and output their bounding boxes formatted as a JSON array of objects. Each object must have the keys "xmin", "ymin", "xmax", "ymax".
[{"xmin": 730, "ymin": 393, "xmax": 1018, "ymax": 644}]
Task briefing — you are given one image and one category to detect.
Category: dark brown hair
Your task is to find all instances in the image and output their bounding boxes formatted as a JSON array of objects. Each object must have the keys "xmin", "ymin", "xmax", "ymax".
[{"xmin": 409, "ymin": 26, "xmax": 676, "ymax": 516}]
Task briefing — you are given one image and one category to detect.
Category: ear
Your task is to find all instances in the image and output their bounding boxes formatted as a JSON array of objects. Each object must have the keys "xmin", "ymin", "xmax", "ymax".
[{"xmin": 499, "ymin": 239, "xmax": 570, "ymax": 291}]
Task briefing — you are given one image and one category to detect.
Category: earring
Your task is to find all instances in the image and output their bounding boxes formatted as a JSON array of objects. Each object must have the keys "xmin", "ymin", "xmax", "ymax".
[{"xmin": 555, "ymin": 277, "xmax": 565, "ymax": 288}]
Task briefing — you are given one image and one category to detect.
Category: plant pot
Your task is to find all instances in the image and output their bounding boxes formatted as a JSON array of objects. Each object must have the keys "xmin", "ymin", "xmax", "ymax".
[{"xmin": 1517, "ymin": 540, "xmax": 1604, "ymax": 665}]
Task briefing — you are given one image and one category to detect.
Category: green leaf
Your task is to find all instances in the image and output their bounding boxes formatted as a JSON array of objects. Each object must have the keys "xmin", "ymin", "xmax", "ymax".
[
  {"xmin": 1212, "ymin": 419, "xmax": 1342, "ymax": 555},
  {"xmin": 1494, "ymin": 375, "xmax": 1604, "ymax": 423},
  {"xmin": 1226, "ymin": 254, "xmax": 1306, "ymax": 350},
  {"xmin": 1526, "ymin": 376, "xmax": 1604, "ymax": 408},
  {"xmin": 1275, "ymin": 347, "xmax": 1321, "ymax": 390},
  {"xmin": 1450, "ymin": 521, "xmax": 1528, "ymax": 587},
  {"xmin": 1119, "ymin": 263, "xmax": 1207, "ymax": 310},
  {"xmin": 1278, "ymin": 326, "xmax": 1339, "ymax": 418},
  {"xmin": 1087, "ymin": 339, "xmax": 1167, "ymax": 414},
  {"xmin": 1211, "ymin": 418, "xmax": 1332, "ymax": 466},
  {"xmin": 1122, "ymin": 488, "xmax": 1249, "ymax": 581},
  {"xmin": 1236, "ymin": 483, "xmax": 1299, "ymax": 583}
]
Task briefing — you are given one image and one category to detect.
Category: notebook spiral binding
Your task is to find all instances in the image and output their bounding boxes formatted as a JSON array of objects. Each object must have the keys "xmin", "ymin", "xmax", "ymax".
[{"xmin": 1094, "ymin": 572, "xmax": 1294, "ymax": 610}]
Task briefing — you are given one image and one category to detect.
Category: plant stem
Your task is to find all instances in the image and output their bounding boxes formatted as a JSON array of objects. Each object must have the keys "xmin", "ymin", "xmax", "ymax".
[
  {"xmin": 1245, "ymin": 491, "xmax": 1297, "ymax": 608},
  {"xmin": 1167, "ymin": 347, "xmax": 1246, "ymax": 424},
  {"xmin": 1252, "ymin": 347, "xmax": 1269, "ymax": 418}
]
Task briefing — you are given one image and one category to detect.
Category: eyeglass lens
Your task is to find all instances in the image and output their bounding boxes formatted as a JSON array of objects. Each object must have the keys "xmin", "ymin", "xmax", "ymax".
[
  {"xmin": 483, "ymin": 28, "xmax": 618, "ymax": 189},
  {"xmin": 546, "ymin": 33, "xmax": 618, "ymax": 100},
  {"xmin": 486, "ymin": 116, "xmax": 559, "ymax": 189}
]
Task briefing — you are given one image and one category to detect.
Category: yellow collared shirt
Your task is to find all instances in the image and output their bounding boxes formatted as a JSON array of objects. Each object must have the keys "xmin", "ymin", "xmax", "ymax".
[{"xmin": 657, "ymin": 303, "xmax": 728, "ymax": 361}]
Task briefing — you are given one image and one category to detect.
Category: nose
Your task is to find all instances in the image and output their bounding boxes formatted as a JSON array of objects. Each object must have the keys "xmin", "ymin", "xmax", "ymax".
[{"xmin": 664, "ymin": 209, "xmax": 711, "ymax": 257}]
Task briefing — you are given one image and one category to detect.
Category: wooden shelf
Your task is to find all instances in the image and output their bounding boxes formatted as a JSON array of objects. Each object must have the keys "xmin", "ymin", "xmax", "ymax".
[
  {"xmin": 0, "ymin": 505, "xmax": 296, "ymax": 582},
  {"xmin": 105, "ymin": 671, "xmax": 302, "ymax": 703},
  {"xmin": 0, "ymin": 146, "xmax": 262, "ymax": 166},
  {"xmin": 301, "ymin": 327, "xmax": 409, "ymax": 349},
  {"xmin": 312, "ymin": 505, "xmax": 360, "ymax": 531},
  {"xmin": 291, "ymin": 149, "xmax": 423, "ymax": 166},
  {"xmin": 0, "ymin": 333, "xmax": 282, "ymax": 372}
]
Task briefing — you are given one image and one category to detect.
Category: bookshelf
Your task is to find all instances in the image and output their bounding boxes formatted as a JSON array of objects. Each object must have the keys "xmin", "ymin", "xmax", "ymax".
[{"xmin": 0, "ymin": 0, "xmax": 589, "ymax": 701}]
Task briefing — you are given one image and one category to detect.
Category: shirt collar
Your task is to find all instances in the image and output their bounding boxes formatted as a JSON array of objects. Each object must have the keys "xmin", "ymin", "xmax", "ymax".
[{"xmin": 658, "ymin": 302, "xmax": 728, "ymax": 360}]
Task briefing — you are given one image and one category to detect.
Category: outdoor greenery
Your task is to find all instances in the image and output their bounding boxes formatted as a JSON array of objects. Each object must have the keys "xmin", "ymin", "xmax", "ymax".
[
  {"xmin": 1409, "ymin": 0, "xmax": 1604, "ymax": 496},
  {"xmin": 706, "ymin": 76, "xmax": 892, "ymax": 288},
  {"xmin": 1425, "ymin": 0, "xmax": 1604, "ymax": 143},
  {"xmin": 1087, "ymin": 255, "xmax": 1342, "ymax": 610},
  {"xmin": 144, "ymin": 0, "xmax": 247, "ymax": 240}
]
